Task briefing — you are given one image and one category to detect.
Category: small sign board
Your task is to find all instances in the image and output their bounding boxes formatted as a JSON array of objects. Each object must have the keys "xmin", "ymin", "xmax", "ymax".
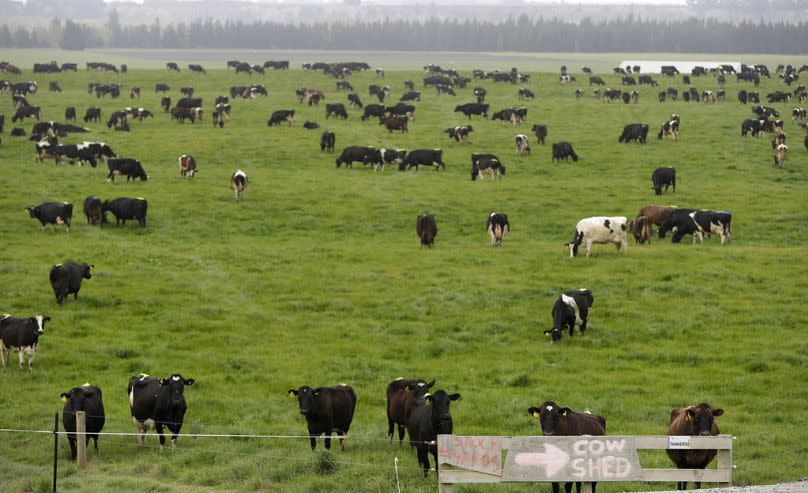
[
  {"xmin": 438, "ymin": 436, "xmax": 503, "ymax": 476},
  {"xmin": 668, "ymin": 436, "xmax": 692, "ymax": 449}
]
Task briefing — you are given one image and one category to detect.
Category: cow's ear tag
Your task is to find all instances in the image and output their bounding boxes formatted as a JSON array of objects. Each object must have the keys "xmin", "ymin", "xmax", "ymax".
[
  {"xmin": 159, "ymin": 378, "xmax": 165, "ymax": 385},
  {"xmin": 288, "ymin": 391, "xmax": 295, "ymax": 398},
  {"xmin": 314, "ymin": 392, "xmax": 320, "ymax": 396},
  {"xmin": 533, "ymin": 411, "xmax": 539, "ymax": 418},
  {"xmin": 61, "ymin": 396, "xmax": 68, "ymax": 403}
]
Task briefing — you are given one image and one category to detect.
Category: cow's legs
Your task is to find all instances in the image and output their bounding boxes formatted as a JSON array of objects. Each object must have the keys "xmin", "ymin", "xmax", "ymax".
[
  {"xmin": 397, "ymin": 424, "xmax": 406, "ymax": 444},
  {"xmin": 338, "ymin": 429, "xmax": 346, "ymax": 450},
  {"xmin": 133, "ymin": 418, "xmax": 145, "ymax": 446},
  {"xmin": 309, "ymin": 433, "xmax": 317, "ymax": 450},
  {"xmin": 155, "ymin": 423, "xmax": 166, "ymax": 447},
  {"xmin": 324, "ymin": 433, "xmax": 331, "ymax": 449},
  {"xmin": 585, "ymin": 240, "xmax": 592, "ymax": 257},
  {"xmin": 23, "ymin": 346, "xmax": 35, "ymax": 369},
  {"xmin": 0, "ymin": 346, "xmax": 7, "ymax": 369},
  {"xmin": 387, "ymin": 417, "xmax": 395, "ymax": 444}
]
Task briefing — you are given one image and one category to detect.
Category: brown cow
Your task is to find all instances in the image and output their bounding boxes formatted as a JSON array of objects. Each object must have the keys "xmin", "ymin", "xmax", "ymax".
[
  {"xmin": 667, "ymin": 403, "xmax": 725, "ymax": 491},
  {"xmin": 629, "ymin": 215, "xmax": 651, "ymax": 245},
  {"xmin": 381, "ymin": 115, "xmax": 408, "ymax": 133},
  {"xmin": 386, "ymin": 377, "xmax": 434, "ymax": 445},
  {"xmin": 178, "ymin": 155, "xmax": 197, "ymax": 179},
  {"xmin": 528, "ymin": 401, "xmax": 606, "ymax": 493},
  {"xmin": 638, "ymin": 205, "xmax": 677, "ymax": 228}
]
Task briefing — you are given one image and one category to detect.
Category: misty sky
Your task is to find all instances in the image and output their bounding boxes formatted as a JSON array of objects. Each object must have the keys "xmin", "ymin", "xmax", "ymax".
[{"xmin": 103, "ymin": 0, "xmax": 689, "ymax": 4}]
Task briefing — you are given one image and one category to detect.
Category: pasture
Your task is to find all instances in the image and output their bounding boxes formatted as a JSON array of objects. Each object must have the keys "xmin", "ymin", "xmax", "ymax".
[{"xmin": 0, "ymin": 50, "xmax": 807, "ymax": 493}]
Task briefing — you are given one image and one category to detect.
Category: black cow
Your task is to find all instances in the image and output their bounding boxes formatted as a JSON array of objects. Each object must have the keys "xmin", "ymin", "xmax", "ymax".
[
  {"xmin": 83, "ymin": 195, "xmax": 104, "ymax": 225},
  {"xmin": 107, "ymin": 158, "xmax": 147, "ymax": 183},
  {"xmin": 155, "ymin": 83, "xmax": 170, "ymax": 93},
  {"xmin": 49, "ymin": 262, "xmax": 92, "ymax": 305},
  {"xmin": 387, "ymin": 378, "xmax": 434, "ymax": 444},
  {"xmin": 64, "ymin": 107, "xmax": 76, "ymax": 121},
  {"xmin": 188, "ymin": 64, "xmax": 206, "ymax": 74},
  {"xmin": 128, "ymin": 374, "xmax": 195, "ymax": 447},
  {"xmin": 385, "ymin": 103, "xmax": 415, "ymax": 117},
  {"xmin": 619, "ymin": 123, "xmax": 649, "ymax": 143},
  {"xmin": 325, "ymin": 103, "xmax": 348, "ymax": 119},
  {"xmin": 364, "ymin": 148, "xmax": 407, "ymax": 171},
  {"xmin": 288, "ymin": 384, "xmax": 357, "ymax": 450},
  {"xmin": 399, "ymin": 149, "xmax": 444, "ymax": 171},
  {"xmin": 347, "ymin": 93, "xmax": 363, "ymax": 109},
  {"xmin": 267, "ymin": 110, "xmax": 295, "ymax": 126},
  {"xmin": 552, "ymin": 141, "xmax": 578, "ymax": 162},
  {"xmin": 303, "ymin": 121, "xmax": 319, "ymax": 129},
  {"xmin": 336, "ymin": 146, "xmax": 374, "ymax": 168},
  {"xmin": 589, "ymin": 76, "xmax": 605, "ymax": 86},
  {"xmin": 336, "ymin": 80, "xmax": 353, "ymax": 92},
  {"xmin": 658, "ymin": 209, "xmax": 731, "ymax": 244},
  {"xmin": 78, "ymin": 142, "xmax": 116, "ymax": 163},
  {"xmin": 661, "ymin": 65, "xmax": 680, "ymax": 76},
  {"xmin": 416, "ymin": 215, "xmax": 437, "ymax": 247},
  {"xmin": 544, "ymin": 289, "xmax": 594, "ymax": 343},
  {"xmin": 166, "ymin": 62, "xmax": 180, "ymax": 71},
  {"xmin": 12, "ymin": 105, "xmax": 40, "ymax": 122},
  {"xmin": 61, "ymin": 385, "xmax": 105, "ymax": 460},
  {"xmin": 79, "ymin": 107, "xmax": 100, "ymax": 124},
  {"xmin": 741, "ymin": 119, "xmax": 763, "ymax": 137},
  {"xmin": 361, "ymin": 104, "xmax": 385, "ymax": 121},
  {"xmin": 752, "ymin": 105, "xmax": 780, "ymax": 118},
  {"xmin": 454, "ymin": 103, "xmax": 489, "ymax": 120},
  {"xmin": 0, "ymin": 314, "xmax": 50, "ymax": 369},
  {"xmin": 407, "ymin": 389, "xmax": 461, "ymax": 477},
  {"xmin": 652, "ymin": 167, "xmax": 676, "ymax": 195},
  {"xmin": 532, "ymin": 124, "xmax": 548, "ymax": 144},
  {"xmin": 400, "ymin": 91, "xmax": 421, "ymax": 102},
  {"xmin": 26, "ymin": 202, "xmax": 72, "ymax": 232},
  {"xmin": 176, "ymin": 97, "xmax": 202, "ymax": 109},
  {"xmin": 107, "ymin": 110, "xmax": 128, "ymax": 129},
  {"xmin": 161, "ymin": 97, "xmax": 171, "ymax": 112},
  {"xmin": 102, "ymin": 197, "xmax": 148, "ymax": 228},
  {"xmin": 320, "ymin": 131, "xmax": 336, "ymax": 152},
  {"xmin": 0, "ymin": 114, "xmax": 4, "ymax": 133}
]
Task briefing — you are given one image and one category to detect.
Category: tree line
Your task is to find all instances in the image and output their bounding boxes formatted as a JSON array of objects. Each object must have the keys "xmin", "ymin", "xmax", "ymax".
[{"xmin": 1, "ymin": 13, "xmax": 806, "ymax": 54}]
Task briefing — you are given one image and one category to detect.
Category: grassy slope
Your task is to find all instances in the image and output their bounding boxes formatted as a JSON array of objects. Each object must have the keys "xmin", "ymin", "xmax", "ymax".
[{"xmin": 0, "ymin": 51, "xmax": 807, "ymax": 492}]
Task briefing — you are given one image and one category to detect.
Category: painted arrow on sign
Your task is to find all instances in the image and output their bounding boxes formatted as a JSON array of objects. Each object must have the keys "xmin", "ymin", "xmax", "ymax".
[{"xmin": 513, "ymin": 443, "xmax": 569, "ymax": 477}]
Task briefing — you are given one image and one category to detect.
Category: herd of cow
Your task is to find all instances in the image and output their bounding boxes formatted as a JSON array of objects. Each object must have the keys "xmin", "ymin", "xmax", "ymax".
[{"xmin": 2, "ymin": 58, "xmax": 799, "ymax": 490}]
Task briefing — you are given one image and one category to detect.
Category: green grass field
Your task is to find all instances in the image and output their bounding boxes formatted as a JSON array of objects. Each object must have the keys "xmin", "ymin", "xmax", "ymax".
[{"xmin": 0, "ymin": 49, "xmax": 807, "ymax": 493}]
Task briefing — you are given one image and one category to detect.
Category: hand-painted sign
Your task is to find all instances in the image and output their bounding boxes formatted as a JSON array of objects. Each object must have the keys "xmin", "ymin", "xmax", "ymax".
[{"xmin": 437, "ymin": 435, "xmax": 503, "ymax": 476}]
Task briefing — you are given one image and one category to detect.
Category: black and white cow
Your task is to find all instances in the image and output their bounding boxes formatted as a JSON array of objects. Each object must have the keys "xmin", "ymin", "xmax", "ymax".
[
  {"xmin": 416, "ymin": 214, "xmax": 437, "ymax": 247},
  {"xmin": 231, "ymin": 170, "xmax": 247, "ymax": 200},
  {"xmin": 658, "ymin": 209, "xmax": 732, "ymax": 244},
  {"xmin": 792, "ymin": 108, "xmax": 806, "ymax": 123},
  {"xmin": 445, "ymin": 125, "xmax": 473, "ymax": 143},
  {"xmin": 53, "ymin": 144, "xmax": 98, "ymax": 167},
  {"xmin": 320, "ymin": 131, "xmax": 336, "ymax": 152},
  {"xmin": 567, "ymin": 216, "xmax": 629, "ymax": 258},
  {"xmin": 364, "ymin": 148, "xmax": 407, "ymax": 171},
  {"xmin": 741, "ymin": 119, "xmax": 763, "ymax": 137},
  {"xmin": 515, "ymin": 134, "xmax": 531, "ymax": 156},
  {"xmin": 652, "ymin": 166, "xmax": 676, "ymax": 195},
  {"xmin": 361, "ymin": 104, "xmax": 385, "ymax": 121},
  {"xmin": 619, "ymin": 123, "xmax": 649, "ymax": 143},
  {"xmin": 347, "ymin": 93, "xmax": 363, "ymax": 109},
  {"xmin": 288, "ymin": 384, "xmax": 357, "ymax": 450},
  {"xmin": 543, "ymin": 289, "xmax": 594, "ymax": 343},
  {"xmin": 64, "ymin": 107, "xmax": 76, "ymax": 121},
  {"xmin": 398, "ymin": 149, "xmax": 445, "ymax": 171},
  {"xmin": 102, "ymin": 197, "xmax": 148, "ymax": 228},
  {"xmin": 179, "ymin": 155, "xmax": 197, "ymax": 179},
  {"xmin": 472, "ymin": 158, "xmax": 505, "ymax": 181},
  {"xmin": 657, "ymin": 116, "xmax": 680, "ymax": 140},
  {"xmin": 267, "ymin": 110, "xmax": 295, "ymax": 126},
  {"xmin": 78, "ymin": 141, "xmax": 116, "ymax": 163},
  {"xmin": 61, "ymin": 384, "xmax": 105, "ymax": 460},
  {"xmin": 49, "ymin": 262, "xmax": 93, "ymax": 305},
  {"xmin": 26, "ymin": 202, "xmax": 72, "ymax": 232},
  {"xmin": 0, "ymin": 314, "xmax": 50, "ymax": 369},
  {"xmin": 454, "ymin": 103, "xmax": 489, "ymax": 120},
  {"xmin": 128, "ymin": 374, "xmax": 195, "ymax": 447},
  {"xmin": 486, "ymin": 212, "xmax": 510, "ymax": 246},
  {"xmin": 107, "ymin": 158, "xmax": 147, "ymax": 183}
]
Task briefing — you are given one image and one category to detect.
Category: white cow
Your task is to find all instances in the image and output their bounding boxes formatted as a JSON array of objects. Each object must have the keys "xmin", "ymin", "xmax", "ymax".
[{"xmin": 568, "ymin": 216, "xmax": 629, "ymax": 258}]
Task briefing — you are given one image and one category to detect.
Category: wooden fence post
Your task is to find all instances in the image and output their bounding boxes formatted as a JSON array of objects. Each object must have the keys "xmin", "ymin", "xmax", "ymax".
[{"xmin": 75, "ymin": 411, "xmax": 87, "ymax": 468}]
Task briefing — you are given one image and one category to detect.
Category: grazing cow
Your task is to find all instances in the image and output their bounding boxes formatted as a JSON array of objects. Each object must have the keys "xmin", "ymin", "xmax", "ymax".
[
  {"xmin": 49, "ymin": 262, "xmax": 92, "ymax": 305},
  {"xmin": 702, "ymin": 90, "xmax": 715, "ymax": 103},
  {"xmin": 486, "ymin": 213, "xmax": 510, "ymax": 246},
  {"xmin": 26, "ymin": 202, "xmax": 72, "ymax": 233},
  {"xmin": 166, "ymin": 62, "xmax": 180, "ymax": 71},
  {"xmin": 124, "ymin": 107, "xmax": 153, "ymax": 121},
  {"xmin": 415, "ymin": 215, "xmax": 438, "ymax": 247},
  {"xmin": 376, "ymin": 68, "xmax": 385, "ymax": 79},
  {"xmin": 559, "ymin": 75, "xmax": 574, "ymax": 85},
  {"xmin": 155, "ymin": 83, "xmax": 170, "ymax": 93},
  {"xmin": 160, "ymin": 97, "xmax": 171, "ymax": 112},
  {"xmin": 267, "ymin": 110, "xmax": 295, "ymax": 126},
  {"xmin": 576, "ymin": 89, "xmax": 584, "ymax": 99},
  {"xmin": 288, "ymin": 384, "xmax": 357, "ymax": 450},
  {"xmin": 107, "ymin": 110, "xmax": 128, "ymax": 129},
  {"xmin": 231, "ymin": 170, "xmax": 247, "ymax": 200},
  {"xmin": 738, "ymin": 89, "xmax": 748, "ymax": 104},
  {"xmin": 178, "ymin": 155, "xmax": 197, "ymax": 179},
  {"xmin": 169, "ymin": 107, "xmax": 195, "ymax": 124},
  {"xmin": 128, "ymin": 374, "xmax": 195, "ymax": 447},
  {"xmin": 0, "ymin": 314, "xmax": 50, "ymax": 370},
  {"xmin": 454, "ymin": 103, "xmax": 489, "ymax": 120},
  {"xmin": 399, "ymin": 149, "xmax": 444, "ymax": 171},
  {"xmin": 325, "ymin": 103, "xmax": 348, "ymax": 119},
  {"xmin": 347, "ymin": 93, "xmax": 363, "ymax": 109},
  {"xmin": 528, "ymin": 401, "xmax": 606, "ymax": 493},
  {"xmin": 107, "ymin": 158, "xmax": 147, "ymax": 183},
  {"xmin": 658, "ymin": 91, "xmax": 668, "ymax": 102},
  {"xmin": 792, "ymin": 108, "xmax": 806, "ymax": 123},
  {"xmin": 387, "ymin": 378, "xmax": 434, "ymax": 444},
  {"xmin": 61, "ymin": 384, "xmax": 105, "ymax": 460},
  {"xmin": 336, "ymin": 146, "xmax": 374, "ymax": 168},
  {"xmin": 77, "ymin": 142, "xmax": 115, "ymax": 163},
  {"xmin": 472, "ymin": 158, "xmax": 505, "ymax": 181},
  {"xmin": 567, "ymin": 216, "xmax": 628, "ymax": 258},
  {"xmin": 129, "ymin": 87, "xmax": 141, "ymax": 99},
  {"xmin": 774, "ymin": 144, "xmax": 788, "ymax": 168},
  {"xmin": 303, "ymin": 121, "xmax": 319, "ymax": 130},
  {"xmin": 621, "ymin": 92, "xmax": 631, "ymax": 104},
  {"xmin": 532, "ymin": 124, "xmax": 548, "ymax": 144},
  {"xmin": 661, "ymin": 65, "xmax": 680, "ymax": 76},
  {"xmin": 12, "ymin": 105, "xmax": 40, "ymax": 123},
  {"xmin": 407, "ymin": 389, "xmax": 461, "ymax": 477},
  {"xmin": 639, "ymin": 75, "xmax": 658, "ymax": 86},
  {"xmin": 589, "ymin": 76, "xmax": 605, "ymax": 86},
  {"xmin": 83, "ymin": 196, "xmax": 104, "ymax": 225},
  {"xmin": 473, "ymin": 87, "xmax": 487, "ymax": 102},
  {"xmin": 652, "ymin": 167, "xmax": 676, "ymax": 195},
  {"xmin": 102, "ymin": 197, "xmax": 148, "ymax": 228},
  {"xmin": 748, "ymin": 91, "xmax": 760, "ymax": 103},
  {"xmin": 552, "ymin": 141, "xmax": 578, "ymax": 162},
  {"xmin": 320, "ymin": 131, "xmax": 336, "ymax": 152},
  {"xmin": 400, "ymin": 91, "xmax": 420, "ymax": 102},
  {"xmin": 180, "ymin": 87, "xmax": 194, "ymax": 98},
  {"xmin": 11, "ymin": 127, "xmax": 25, "ymax": 136},
  {"xmin": 658, "ymin": 117, "xmax": 680, "ymax": 140},
  {"xmin": 176, "ymin": 97, "xmax": 202, "ymax": 109},
  {"xmin": 658, "ymin": 209, "xmax": 731, "ymax": 244},
  {"xmin": 631, "ymin": 215, "xmax": 652, "ymax": 245},
  {"xmin": 188, "ymin": 64, "xmax": 206, "ymax": 74},
  {"xmin": 364, "ymin": 148, "xmax": 407, "ymax": 171},
  {"xmin": 435, "ymin": 84, "xmax": 454, "ymax": 96},
  {"xmin": 637, "ymin": 205, "xmax": 677, "ymax": 229},
  {"xmin": 336, "ymin": 80, "xmax": 353, "ymax": 92},
  {"xmin": 619, "ymin": 123, "xmax": 649, "ymax": 143},
  {"xmin": 381, "ymin": 115, "xmax": 408, "ymax": 133},
  {"xmin": 64, "ymin": 107, "xmax": 76, "ymax": 121},
  {"xmin": 667, "ymin": 403, "xmax": 725, "ymax": 491},
  {"xmin": 544, "ymin": 289, "xmax": 594, "ymax": 343},
  {"xmin": 515, "ymin": 134, "xmax": 531, "ymax": 156},
  {"xmin": 445, "ymin": 125, "xmax": 473, "ymax": 143},
  {"xmin": 361, "ymin": 104, "xmax": 385, "ymax": 121},
  {"xmin": 518, "ymin": 88, "xmax": 535, "ymax": 100},
  {"xmin": 741, "ymin": 119, "xmax": 763, "ymax": 137},
  {"xmin": 385, "ymin": 103, "xmax": 416, "ymax": 118}
]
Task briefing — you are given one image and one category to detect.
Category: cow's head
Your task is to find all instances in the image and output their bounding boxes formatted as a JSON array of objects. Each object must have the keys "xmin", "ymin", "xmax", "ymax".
[
  {"xmin": 567, "ymin": 230, "xmax": 584, "ymax": 258},
  {"xmin": 160, "ymin": 374, "xmax": 194, "ymax": 407},
  {"xmin": 528, "ymin": 401, "xmax": 570, "ymax": 436},
  {"xmin": 426, "ymin": 389, "xmax": 460, "ymax": 435},
  {"xmin": 25, "ymin": 206, "xmax": 38, "ymax": 218},
  {"xmin": 407, "ymin": 379, "xmax": 435, "ymax": 397},
  {"xmin": 60, "ymin": 385, "xmax": 98, "ymax": 413},
  {"xmin": 544, "ymin": 295, "xmax": 573, "ymax": 342},
  {"xmin": 288, "ymin": 385, "xmax": 319, "ymax": 417},
  {"xmin": 32, "ymin": 314, "xmax": 50, "ymax": 334},
  {"xmin": 686, "ymin": 403, "xmax": 724, "ymax": 436},
  {"xmin": 81, "ymin": 264, "xmax": 94, "ymax": 280}
]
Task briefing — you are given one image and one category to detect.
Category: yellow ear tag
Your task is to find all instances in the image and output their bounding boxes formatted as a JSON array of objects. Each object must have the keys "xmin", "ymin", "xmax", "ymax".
[
  {"xmin": 159, "ymin": 378, "xmax": 165, "ymax": 385},
  {"xmin": 61, "ymin": 396, "xmax": 68, "ymax": 403},
  {"xmin": 288, "ymin": 392, "xmax": 295, "ymax": 398},
  {"xmin": 544, "ymin": 333, "xmax": 550, "ymax": 337},
  {"xmin": 533, "ymin": 412, "xmax": 539, "ymax": 418}
]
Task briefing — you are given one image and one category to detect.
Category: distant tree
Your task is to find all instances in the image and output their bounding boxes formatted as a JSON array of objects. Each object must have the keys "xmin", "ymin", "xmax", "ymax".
[{"xmin": 59, "ymin": 20, "xmax": 86, "ymax": 50}]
